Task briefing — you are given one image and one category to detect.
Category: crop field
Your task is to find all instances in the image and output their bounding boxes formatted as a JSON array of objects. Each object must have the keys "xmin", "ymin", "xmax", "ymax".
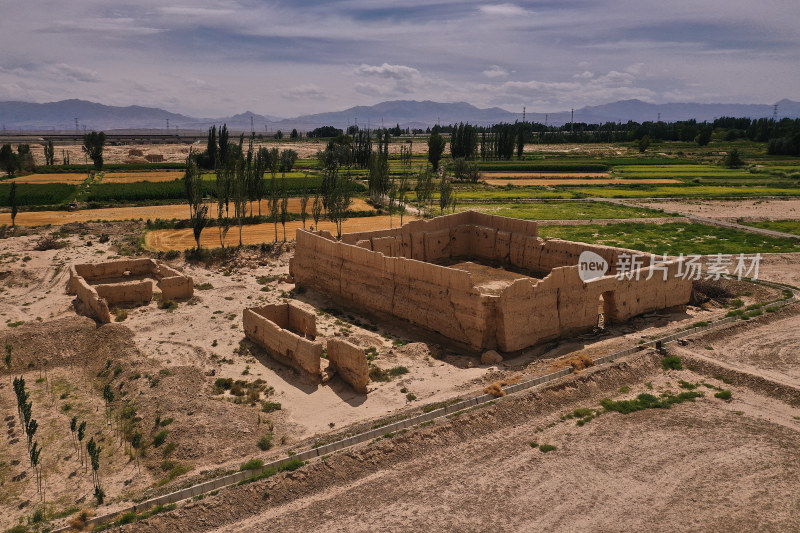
[
  {"xmin": 6, "ymin": 173, "xmax": 89, "ymax": 184},
  {"xmin": 0, "ymin": 182, "xmax": 75, "ymax": 206},
  {"xmin": 456, "ymin": 201, "xmax": 671, "ymax": 220},
  {"xmin": 102, "ymin": 171, "xmax": 184, "ymax": 183},
  {"xmin": 482, "ymin": 177, "xmax": 680, "ymax": 186},
  {"xmin": 145, "ymin": 214, "xmax": 414, "ymax": 250},
  {"xmin": 743, "ymin": 220, "xmax": 800, "ymax": 236},
  {"xmin": 537, "ymin": 221, "xmax": 800, "ymax": 255}
]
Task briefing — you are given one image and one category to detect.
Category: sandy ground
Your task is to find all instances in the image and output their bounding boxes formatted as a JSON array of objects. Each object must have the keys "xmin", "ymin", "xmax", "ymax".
[
  {"xmin": 632, "ymin": 198, "xmax": 800, "ymax": 221},
  {"xmin": 119, "ymin": 352, "xmax": 800, "ymax": 533},
  {"xmin": 0, "ymin": 198, "xmax": 372, "ymax": 227},
  {"xmin": 757, "ymin": 252, "xmax": 800, "ymax": 287},
  {"xmin": 1, "ymin": 213, "xmax": 798, "ymax": 530},
  {"xmin": 483, "ymin": 178, "xmax": 680, "ymax": 186},
  {"xmin": 144, "ymin": 214, "xmax": 415, "ymax": 250}
]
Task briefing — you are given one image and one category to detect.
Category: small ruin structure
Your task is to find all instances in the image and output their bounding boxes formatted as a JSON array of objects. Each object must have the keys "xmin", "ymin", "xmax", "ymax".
[
  {"xmin": 243, "ymin": 301, "xmax": 371, "ymax": 393},
  {"xmin": 68, "ymin": 258, "xmax": 193, "ymax": 323},
  {"xmin": 290, "ymin": 211, "xmax": 691, "ymax": 353}
]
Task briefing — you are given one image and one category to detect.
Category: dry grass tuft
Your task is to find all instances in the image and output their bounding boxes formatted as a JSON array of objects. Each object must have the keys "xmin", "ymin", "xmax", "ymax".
[{"xmin": 483, "ymin": 375, "xmax": 521, "ymax": 398}]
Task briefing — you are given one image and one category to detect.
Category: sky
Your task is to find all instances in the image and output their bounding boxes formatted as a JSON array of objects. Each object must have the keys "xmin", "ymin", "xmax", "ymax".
[{"xmin": 0, "ymin": 0, "xmax": 798, "ymax": 118}]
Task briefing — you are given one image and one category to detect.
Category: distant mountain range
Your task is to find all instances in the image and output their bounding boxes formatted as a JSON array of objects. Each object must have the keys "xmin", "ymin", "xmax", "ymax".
[{"xmin": 1, "ymin": 98, "xmax": 798, "ymax": 133}]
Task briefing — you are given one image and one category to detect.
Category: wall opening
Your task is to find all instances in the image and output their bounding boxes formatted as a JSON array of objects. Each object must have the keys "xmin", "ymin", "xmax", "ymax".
[{"xmin": 598, "ymin": 291, "xmax": 616, "ymax": 327}]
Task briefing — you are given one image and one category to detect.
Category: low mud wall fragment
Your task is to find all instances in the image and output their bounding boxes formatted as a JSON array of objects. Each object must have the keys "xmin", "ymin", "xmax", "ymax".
[
  {"xmin": 327, "ymin": 338, "xmax": 369, "ymax": 393},
  {"xmin": 243, "ymin": 302, "xmax": 322, "ymax": 378}
]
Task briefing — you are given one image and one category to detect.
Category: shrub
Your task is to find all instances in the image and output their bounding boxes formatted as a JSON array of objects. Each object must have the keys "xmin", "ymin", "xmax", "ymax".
[
  {"xmin": 164, "ymin": 250, "xmax": 180, "ymax": 260},
  {"xmin": 113, "ymin": 308, "xmax": 128, "ymax": 322},
  {"xmin": 714, "ymin": 389, "xmax": 732, "ymax": 401},
  {"xmin": 159, "ymin": 300, "xmax": 177, "ymax": 311},
  {"xmin": 241, "ymin": 458, "xmax": 265, "ymax": 470},
  {"xmin": 195, "ymin": 282, "xmax": 213, "ymax": 290},
  {"xmin": 389, "ymin": 366, "xmax": 409, "ymax": 377},
  {"xmin": 662, "ymin": 355, "xmax": 683, "ymax": 370},
  {"xmin": 539, "ymin": 444, "xmax": 557, "ymax": 453},
  {"xmin": 214, "ymin": 377, "xmax": 233, "ymax": 391},
  {"xmin": 406, "ymin": 393, "xmax": 417, "ymax": 401},
  {"xmin": 261, "ymin": 401, "xmax": 281, "ymax": 413},
  {"xmin": 257, "ymin": 433, "xmax": 273, "ymax": 451},
  {"xmin": 153, "ymin": 429, "xmax": 169, "ymax": 447}
]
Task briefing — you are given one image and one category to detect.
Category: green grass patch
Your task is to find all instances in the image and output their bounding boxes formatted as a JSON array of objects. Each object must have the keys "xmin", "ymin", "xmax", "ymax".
[
  {"xmin": 95, "ymin": 504, "xmax": 177, "ymax": 531},
  {"xmin": 538, "ymin": 444, "xmax": 557, "ymax": 453},
  {"xmin": 601, "ymin": 391, "xmax": 702, "ymax": 414},
  {"xmin": 536, "ymin": 221, "xmax": 800, "ymax": 255},
  {"xmin": 457, "ymin": 201, "xmax": 669, "ymax": 221},
  {"xmin": 237, "ymin": 458, "xmax": 305, "ymax": 486},
  {"xmin": 743, "ymin": 220, "xmax": 800, "ymax": 236},
  {"xmin": 714, "ymin": 389, "xmax": 733, "ymax": 401},
  {"xmin": 662, "ymin": 356, "xmax": 683, "ymax": 370}
]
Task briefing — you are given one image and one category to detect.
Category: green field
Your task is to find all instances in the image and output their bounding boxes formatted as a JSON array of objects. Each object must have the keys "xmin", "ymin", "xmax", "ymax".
[
  {"xmin": 742, "ymin": 220, "xmax": 800, "ymax": 236},
  {"xmin": 0, "ymin": 183, "xmax": 76, "ymax": 206},
  {"xmin": 456, "ymin": 201, "xmax": 671, "ymax": 220},
  {"xmin": 537, "ymin": 221, "xmax": 800, "ymax": 255}
]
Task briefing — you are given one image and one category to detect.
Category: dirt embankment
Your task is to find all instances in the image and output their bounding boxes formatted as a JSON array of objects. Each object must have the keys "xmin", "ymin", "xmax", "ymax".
[{"xmin": 116, "ymin": 351, "xmax": 800, "ymax": 532}]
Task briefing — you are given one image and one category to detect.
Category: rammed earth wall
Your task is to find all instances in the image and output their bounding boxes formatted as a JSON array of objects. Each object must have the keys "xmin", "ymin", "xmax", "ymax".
[{"xmin": 290, "ymin": 211, "xmax": 691, "ymax": 352}]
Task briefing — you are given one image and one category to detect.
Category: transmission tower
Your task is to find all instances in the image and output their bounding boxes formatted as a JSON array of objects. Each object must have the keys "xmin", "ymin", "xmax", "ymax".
[
  {"xmin": 523, "ymin": 106, "xmax": 526, "ymax": 123},
  {"xmin": 773, "ymin": 104, "xmax": 778, "ymax": 121}
]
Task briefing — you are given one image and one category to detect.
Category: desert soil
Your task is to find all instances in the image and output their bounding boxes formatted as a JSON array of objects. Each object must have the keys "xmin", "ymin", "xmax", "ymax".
[
  {"xmin": 116, "ymin": 351, "xmax": 800, "ymax": 533},
  {"xmin": 631, "ymin": 198, "xmax": 800, "ymax": 221}
]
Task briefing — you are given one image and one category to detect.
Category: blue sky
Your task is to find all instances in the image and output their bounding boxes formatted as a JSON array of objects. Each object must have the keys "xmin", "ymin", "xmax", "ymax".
[{"xmin": 0, "ymin": 0, "xmax": 797, "ymax": 117}]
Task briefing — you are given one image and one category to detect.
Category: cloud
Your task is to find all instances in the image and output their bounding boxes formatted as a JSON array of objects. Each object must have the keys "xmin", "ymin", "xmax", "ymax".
[
  {"xmin": 284, "ymin": 83, "xmax": 328, "ymax": 101},
  {"xmin": 483, "ymin": 65, "xmax": 508, "ymax": 78},
  {"xmin": 478, "ymin": 4, "xmax": 529, "ymax": 17},
  {"xmin": 356, "ymin": 63, "xmax": 420, "ymax": 81},
  {"xmin": 45, "ymin": 63, "xmax": 102, "ymax": 83},
  {"xmin": 573, "ymin": 71, "xmax": 594, "ymax": 79}
]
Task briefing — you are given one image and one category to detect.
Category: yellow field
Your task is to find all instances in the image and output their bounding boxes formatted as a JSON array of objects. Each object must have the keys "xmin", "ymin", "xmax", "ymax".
[
  {"xmin": 101, "ymin": 171, "xmax": 183, "ymax": 183},
  {"xmin": 0, "ymin": 198, "xmax": 372, "ymax": 227},
  {"xmin": 145, "ymin": 215, "xmax": 417, "ymax": 251},
  {"xmin": 8, "ymin": 173, "xmax": 88, "ymax": 184}
]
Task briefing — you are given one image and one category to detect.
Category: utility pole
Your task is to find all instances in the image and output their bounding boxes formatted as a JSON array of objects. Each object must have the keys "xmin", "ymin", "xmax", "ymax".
[
  {"xmin": 250, "ymin": 115, "xmax": 254, "ymax": 135},
  {"xmin": 773, "ymin": 104, "xmax": 778, "ymax": 121},
  {"xmin": 570, "ymin": 108, "xmax": 574, "ymax": 133},
  {"xmin": 522, "ymin": 106, "xmax": 526, "ymax": 123},
  {"xmin": 74, "ymin": 118, "xmax": 79, "ymax": 133},
  {"xmin": 166, "ymin": 118, "xmax": 169, "ymax": 132}
]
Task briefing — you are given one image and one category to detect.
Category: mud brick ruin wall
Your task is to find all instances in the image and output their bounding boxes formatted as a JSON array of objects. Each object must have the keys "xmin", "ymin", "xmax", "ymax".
[
  {"xmin": 243, "ymin": 302, "xmax": 322, "ymax": 377},
  {"xmin": 156, "ymin": 263, "xmax": 194, "ymax": 300},
  {"xmin": 327, "ymin": 338, "xmax": 369, "ymax": 394},
  {"xmin": 291, "ymin": 211, "xmax": 692, "ymax": 352},
  {"xmin": 69, "ymin": 274, "xmax": 112, "ymax": 323},
  {"xmin": 68, "ymin": 259, "xmax": 193, "ymax": 323}
]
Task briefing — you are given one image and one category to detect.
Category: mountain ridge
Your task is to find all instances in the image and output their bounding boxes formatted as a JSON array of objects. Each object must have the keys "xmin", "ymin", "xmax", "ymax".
[{"xmin": 1, "ymin": 98, "xmax": 798, "ymax": 132}]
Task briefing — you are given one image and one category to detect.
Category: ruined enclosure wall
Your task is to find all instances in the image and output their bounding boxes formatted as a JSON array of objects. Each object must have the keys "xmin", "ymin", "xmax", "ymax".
[
  {"xmin": 291, "ymin": 229, "xmax": 496, "ymax": 350},
  {"xmin": 243, "ymin": 305, "xmax": 322, "ymax": 378},
  {"xmin": 95, "ymin": 281, "xmax": 153, "ymax": 306},
  {"xmin": 292, "ymin": 212, "xmax": 692, "ymax": 353},
  {"xmin": 326, "ymin": 338, "xmax": 369, "ymax": 393},
  {"xmin": 72, "ymin": 277, "xmax": 112, "ymax": 323},
  {"xmin": 496, "ymin": 260, "xmax": 691, "ymax": 351},
  {"xmin": 74, "ymin": 258, "xmax": 156, "ymax": 282},
  {"xmin": 69, "ymin": 259, "xmax": 193, "ymax": 322},
  {"xmin": 156, "ymin": 263, "xmax": 194, "ymax": 300}
]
